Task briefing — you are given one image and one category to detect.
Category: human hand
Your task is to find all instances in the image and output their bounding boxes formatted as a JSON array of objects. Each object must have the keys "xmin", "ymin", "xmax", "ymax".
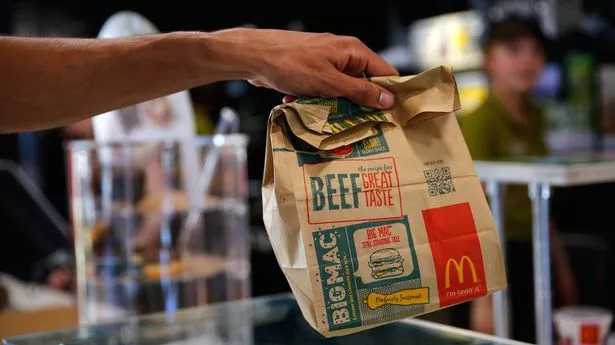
[
  {"xmin": 215, "ymin": 28, "xmax": 398, "ymax": 109},
  {"xmin": 46, "ymin": 266, "xmax": 73, "ymax": 291}
]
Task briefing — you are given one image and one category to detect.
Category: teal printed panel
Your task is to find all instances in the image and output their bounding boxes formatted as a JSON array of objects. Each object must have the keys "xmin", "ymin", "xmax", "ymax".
[
  {"xmin": 313, "ymin": 227, "xmax": 362, "ymax": 331},
  {"xmin": 312, "ymin": 216, "xmax": 427, "ymax": 332}
]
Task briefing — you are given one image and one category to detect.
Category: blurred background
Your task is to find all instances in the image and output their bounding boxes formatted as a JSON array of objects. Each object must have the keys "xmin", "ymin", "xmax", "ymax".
[{"xmin": 2, "ymin": 0, "xmax": 615, "ymax": 339}]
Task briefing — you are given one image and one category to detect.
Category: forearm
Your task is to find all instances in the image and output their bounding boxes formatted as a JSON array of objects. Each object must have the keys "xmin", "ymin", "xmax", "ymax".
[{"xmin": 0, "ymin": 30, "xmax": 254, "ymax": 133}]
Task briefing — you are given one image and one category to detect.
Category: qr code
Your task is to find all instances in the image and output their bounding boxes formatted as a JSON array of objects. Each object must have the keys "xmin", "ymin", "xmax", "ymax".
[{"xmin": 424, "ymin": 167, "xmax": 455, "ymax": 197}]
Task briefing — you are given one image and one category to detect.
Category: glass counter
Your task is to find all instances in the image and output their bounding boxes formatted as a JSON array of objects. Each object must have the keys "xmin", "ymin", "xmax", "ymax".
[{"xmin": 4, "ymin": 294, "xmax": 529, "ymax": 345}]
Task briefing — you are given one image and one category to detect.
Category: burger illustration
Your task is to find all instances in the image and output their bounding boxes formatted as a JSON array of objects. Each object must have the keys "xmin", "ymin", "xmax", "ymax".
[
  {"xmin": 368, "ymin": 248, "xmax": 404, "ymax": 279},
  {"xmin": 319, "ymin": 144, "xmax": 353, "ymax": 159}
]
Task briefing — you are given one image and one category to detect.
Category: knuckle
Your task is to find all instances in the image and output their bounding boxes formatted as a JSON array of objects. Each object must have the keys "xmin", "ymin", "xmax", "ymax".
[{"xmin": 338, "ymin": 36, "xmax": 365, "ymax": 55}]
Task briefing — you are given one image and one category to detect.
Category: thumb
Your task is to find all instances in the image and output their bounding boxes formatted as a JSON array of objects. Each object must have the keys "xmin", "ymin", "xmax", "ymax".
[{"xmin": 334, "ymin": 73, "xmax": 395, "ymax": 109}]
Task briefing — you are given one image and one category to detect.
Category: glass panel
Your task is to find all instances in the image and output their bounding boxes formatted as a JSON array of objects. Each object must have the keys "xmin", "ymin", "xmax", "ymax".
[
  {"xmin": 6, "ymin": 295, "xmax": 529, "ymax": 345},
  {"xmin": 65, "ymin": 136, "xmax": 250, "ymax": 324}
]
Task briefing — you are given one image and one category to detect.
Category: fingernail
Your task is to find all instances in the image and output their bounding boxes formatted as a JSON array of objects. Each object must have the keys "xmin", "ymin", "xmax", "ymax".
[{"xmin": 379, "ymin": 90, "xmax": 394, "ymax": 108}]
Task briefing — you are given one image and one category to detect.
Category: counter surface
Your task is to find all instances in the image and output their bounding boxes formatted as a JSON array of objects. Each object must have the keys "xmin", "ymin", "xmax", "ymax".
[
  {"xmin": 5, "ymin": 294, "xmax": 529, "ymax": 345},
  {"xmin": 474, "ymin": 157, "xmax": 615, "ymax": 186}
]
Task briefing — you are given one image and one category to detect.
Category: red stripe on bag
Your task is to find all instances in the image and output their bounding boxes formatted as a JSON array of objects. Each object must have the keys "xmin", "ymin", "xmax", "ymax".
[{"xmin": 422, "ymin": 202, "xmax": 487, "ymax": 307}]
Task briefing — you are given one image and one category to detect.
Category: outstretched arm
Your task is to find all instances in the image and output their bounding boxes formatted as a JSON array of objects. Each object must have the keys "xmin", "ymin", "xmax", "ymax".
[
  {"xmin": 0, "ymin": 32, "xmax": 217, "ymax": 132},
  {"xmin": 0, "ymin": 28, "xmax": 397, "ymax": 133}
]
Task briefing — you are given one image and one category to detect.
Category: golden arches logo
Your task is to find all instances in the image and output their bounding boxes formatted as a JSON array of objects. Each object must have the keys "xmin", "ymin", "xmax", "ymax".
[
  {"xmin": 580, "ymin": 324, "xmax": 600, "ymax": 344},
  {"xmin": 444, "ymin": 256, "xmax": 478, "ymax": 288}
]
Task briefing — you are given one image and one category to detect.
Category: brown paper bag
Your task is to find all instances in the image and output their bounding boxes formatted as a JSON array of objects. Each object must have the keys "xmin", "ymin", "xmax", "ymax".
[{"xmin": 262, "ymin": 65, "xmax": 506, "ymax": 337}]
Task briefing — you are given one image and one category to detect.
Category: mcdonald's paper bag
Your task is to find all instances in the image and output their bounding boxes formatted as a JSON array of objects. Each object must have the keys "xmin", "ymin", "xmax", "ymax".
[{"xmin": 262, "ymin": 65, "xmax": 507, "ymax": 337}]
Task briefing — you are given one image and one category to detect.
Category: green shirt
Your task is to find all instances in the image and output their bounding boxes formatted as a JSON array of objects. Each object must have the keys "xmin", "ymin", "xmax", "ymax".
[{"xmin": 460, "ymin": 93, "xmax": 548, "ymax": 241}]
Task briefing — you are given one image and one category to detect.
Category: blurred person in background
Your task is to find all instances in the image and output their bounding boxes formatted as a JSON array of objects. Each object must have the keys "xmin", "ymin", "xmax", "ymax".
[{"xmin": 458, "ymin": 16, "xmax": 578, "ymax": 342}]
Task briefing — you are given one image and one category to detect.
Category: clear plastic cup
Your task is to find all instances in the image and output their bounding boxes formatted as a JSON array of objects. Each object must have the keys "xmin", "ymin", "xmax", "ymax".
[
  {"xmin": 66, "ymin": 136, "xmax": 250, "ymax": 324},
  {"xmin": 554, "ymin": 307, "xmax": 613, "ymax": 345}
]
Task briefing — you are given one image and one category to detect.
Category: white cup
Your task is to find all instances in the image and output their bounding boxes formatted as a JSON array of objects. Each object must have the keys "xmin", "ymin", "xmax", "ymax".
[{"xmin": 554, "ymin": 307, "xmax": 613, "ymax": 345}]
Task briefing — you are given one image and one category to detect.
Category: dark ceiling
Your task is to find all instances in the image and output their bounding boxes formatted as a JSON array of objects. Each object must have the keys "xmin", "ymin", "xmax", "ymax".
[{"xmin": 2, "ymin": 0, "xmax": 472, "ymax": 51}]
